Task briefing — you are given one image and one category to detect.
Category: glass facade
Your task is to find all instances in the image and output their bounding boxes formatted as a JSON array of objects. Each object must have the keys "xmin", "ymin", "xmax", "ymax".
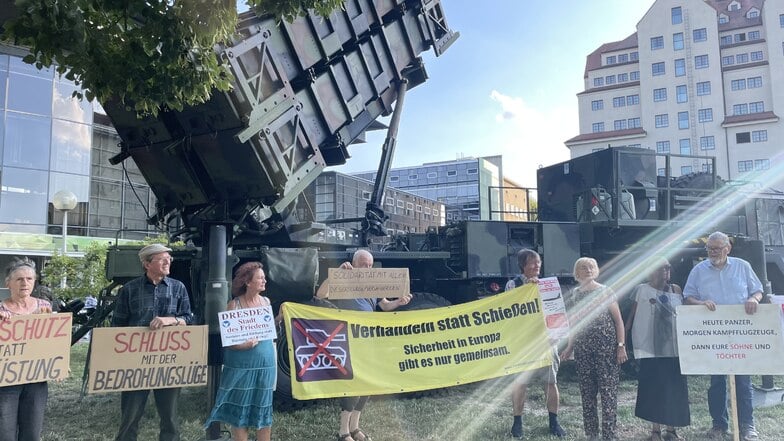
[{"xmin": 0, "ymin": 49, "xmax": 158, "ymax": 253}]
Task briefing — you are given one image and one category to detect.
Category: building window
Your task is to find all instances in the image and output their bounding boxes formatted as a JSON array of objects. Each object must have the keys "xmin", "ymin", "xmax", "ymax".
[
  {"xmin": 655, "ymin": 114, "xmax": 669, "ymax": 128},
  {"xmin": 676, "ymin": 85, "xmax": 687, "ymax": 103},
  {"xmin": 361, "ymin": 191, "xmax": 371, "ymax": 200},
  {"xmin": 593, "ymin": 77, "xmax": 604, "ymax": 87},
  {"xmin": 651, "ymin": 36, "xmax": 664, "ymax": 50},
  {"xmin": 700, "ymin": 136, "xmax": 715, "ymax": 150},
  {"xmin": 747, "ymin": 9, "xmax": 759, "ymax": 19},
  {"xmin": 681, "ymin": 166, "xmax": 693, "ymax": 175},
  {"xmin": 694, "ymin": 28, "xmax": 707, "ymax": 42},
  {"xmin": 736, "ymin": 132, "xmax": 751, "ymax": 143},
  {"xmin": 736, "ymin": 53, "xmax": 748, "ymax": 63},
  {"xmin": 631, "ymin": 51, "xmax": 639, "ymax": 61},
  {"xmin": 654, "ymin": 88, "xmax": 667, "ymax": 102},
  {"xmin": 678, "ymin": 111, "xmax": 689, "ymax": 129},
  {"xmin": 447, "ymin": 170, "xmax": 457, "ymax": 177},
  {"xmin": 627, "ymin": 95, "xmax": 639, "ymax": 106},
  {"xmin": 749, "ymin": 101, "xmax": 764, "ymax": 113},
  {"xmin": 612, "ymin": 96, "xmax": 626, "ymax": 108},
  {"xmin": 424, "ymin": 207, "xmax": 431, "ymax": 215},
  {"xmin": 397, "ymin": 200, "xmax": 405, "ymax": 208},
  {"xmin": 781, "ymin": 14, "xmax": 784, "ymax": 27},
  {"xmin": 755, "ymin": 159, "xmax": 770, "ymax": 170},
  {"xmin": 656, "ymin": 141, "xmax": 671, "ymax": 153},
  {"xmin": 630, "ymin": 71, "xmax": 640, "ymax": 81},
  {"xmin": 738, "ymin": 160, "xmax": 753, "ymax": 172},
  {"xmin": 748, "ymin": 31, "xmax": 760, "ymax": 40},
  {"xmin": 628, "ymin": 117, "xmax": 641, "ymax": 129},
  {"xmin": 673, "ymin": 33, "xmax": 684, "ymax": 50},
  {"xmin": 752, "ymin": 130, "xmax": 767, "ymax": 142},
  {"xmin": 720, "ymin": 35, "xmax": 733, "ymax": 46},
  {"xmin": 672, "ymin": 7, "xmax": 683, "ymax": 24},
  {"xmin": 675, "ymin": 58, "xmax": 686, "ymax": 76},
  {"xmin": 734, "ymin": 33, "xmax": 746, "ymax": 43},
  {"xmin": 466, "ymin": 168, "xmax": 478, "ymax": 174},
  {"xmin": 427, "ymin": 172, "xmax": 437, "ymax": 178},
  {"xmin": 606, "ymin": 55, "xmax": 617, "ymax": 65},
  {"xmin": 409, "ymin": 174, "xmax": 418, "ymax": 180},
  {"xmin": 733, "ymin": 104, "xmax": 748, "ymax": 115},
  {"xmin": 390, "ymin": 176, "xmax": 399, "ymax": 182},
  {"xmin": 719, "ymin": 14, "xmax": 728, "ymax": 24},
  {"xmin": 695, "ymin": 55, "xmax": 709, "ymax": 69},
  {"xmin": 592, "ymin": 122, "xmax": 605, "ymax": 133},
  {"xmin": 618, "ymin": 72, "xmax": 629, "ymax": 82},
  {"xmin": 679, "ymin": 138, "xmax": 691, "ymax": 155},
  {"xmin": 747, "ymin": 76, "xmax": 762, "ymax": 88},
  {"xmin": 614, "ymin": 119, "xmax": 627, "ymax": 131},
  {"xmin": 618, "ymin": 53, "xmax": 629, "ymax": 63},
  {"xmin": 433, "ymin": 209, "xmax": 439, "ymax": 216},
  {"xmin": 731, "ymin": 79, "xmax": 746, "ymax": 91},
  {"xmin": 722, "ymin": 56, "xmax": 735, "ymax": 66},
  {"xmin": 605, "ymin": 75, "xmax": 616, "ymax": 85},
  {"xmin": 697, "ymin": 81, "xmax": 711, "ymax": 96},
  {"xmin": 591, "ymin": 100, "xmax": 603, "ymax": 111},
  {"xmin": 652, "ymin": 62, "xmax": 665, "ymax": 76},
  {"xmin": 750, "ymin": 51, "xmax": 763, "ymax": 61},
  {"xmin": 406, "ymin": 202, "xmax": 414, "ymax": 210},
  {"xmin": 698, "ymin": 108, "xmax": 713, "ymax": 123},
  {"xmin": 416, "ymin": 205, "xmax": 422, "ymax": 212},
  {"xmin": 658, "ymin": 168, "xmax": 666, "ymax": 177},
  {"xmin": 386, "ymin": 197, "xmax": 394, "ymax": 206}
]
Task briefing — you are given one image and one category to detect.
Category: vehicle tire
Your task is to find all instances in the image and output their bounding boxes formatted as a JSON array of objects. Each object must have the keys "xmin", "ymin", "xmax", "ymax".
[
  {"xmin": 274, "ymin": 297, "xmax": 336, "ymax": 411},
  {"xmin": 393, "ymin": 292, "xmax": 451, "ymax": 311}
]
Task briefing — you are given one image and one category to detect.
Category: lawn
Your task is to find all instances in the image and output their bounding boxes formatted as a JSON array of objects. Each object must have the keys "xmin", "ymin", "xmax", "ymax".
[{"xmin": 40, "ymin": 343, "xmax": 784, "ymax": 441}]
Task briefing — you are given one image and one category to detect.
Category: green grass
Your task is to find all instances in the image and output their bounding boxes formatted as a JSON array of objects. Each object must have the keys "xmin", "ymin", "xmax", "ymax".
[{"xmin": 41, "ymin": 343, "xmax": 784, "ymax": 440}]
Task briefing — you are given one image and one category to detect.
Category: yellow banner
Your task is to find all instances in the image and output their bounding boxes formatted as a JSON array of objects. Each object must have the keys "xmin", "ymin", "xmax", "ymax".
[{"xmin": 283, "ymin": 285, "xmax": 550, "ymax": 399}]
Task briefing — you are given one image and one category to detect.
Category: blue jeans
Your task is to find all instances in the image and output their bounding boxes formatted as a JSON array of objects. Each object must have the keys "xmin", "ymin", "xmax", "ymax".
[
  {"xmin": 0, "ymin": 382, "xmax": 48, "ymax": 441},
  {"xmin": 708, "ymin": 375, "xmax": 753, "ymax": 430}
]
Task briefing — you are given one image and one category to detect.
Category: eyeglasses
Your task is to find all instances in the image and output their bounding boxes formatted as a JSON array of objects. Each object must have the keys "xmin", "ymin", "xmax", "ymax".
[
  {"xmin": 705, "ymin": 246, "xmax": 726, "ymax": 252},
  {"xmin": 150, "ymin": 257, "xmax": 174, "ymax": 264}
]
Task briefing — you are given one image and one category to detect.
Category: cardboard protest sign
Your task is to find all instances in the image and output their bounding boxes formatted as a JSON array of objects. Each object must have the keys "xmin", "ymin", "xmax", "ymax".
[
  {"xmin": 327, "ymin": 268, "xmax": 410, "ymax": 299},
  {"xmin": 676, "ymin": 304, "xmax": 784, "ymax": 375},
  {"xmin": 88, "ymin": 325, "xmax": 208, "ymax": 394},
  {"xmin": 537, "ymin": 277, "xmax": 570, "ymax": 340},
  {"xmin": 219, "ymin": 306, "xmax": 277, "ymax": 346},
  {"xmin": 0, "ymin": 313, "xmax": 71, "ymax": 386}
]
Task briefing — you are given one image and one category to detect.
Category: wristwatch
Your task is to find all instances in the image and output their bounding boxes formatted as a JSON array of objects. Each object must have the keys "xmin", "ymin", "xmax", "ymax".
[{"xmin": 617, "ymin": 342, "xmax": 625, "ymax": 347}]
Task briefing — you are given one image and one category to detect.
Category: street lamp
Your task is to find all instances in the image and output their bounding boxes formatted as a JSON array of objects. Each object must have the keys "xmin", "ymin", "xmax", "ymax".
[{"xmin": 52, "ymin": 190, "xmax": 77, "ymax": 254}]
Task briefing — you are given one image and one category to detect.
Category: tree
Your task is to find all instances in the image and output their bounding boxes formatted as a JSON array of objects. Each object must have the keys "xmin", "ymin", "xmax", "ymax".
[
  {"xmin": 1, "ymin": 0, "xmax": 343, "ymax": 116},
  {"xmin": 42, "ymin": 241, "xmax": 110, "ymax": 302}
]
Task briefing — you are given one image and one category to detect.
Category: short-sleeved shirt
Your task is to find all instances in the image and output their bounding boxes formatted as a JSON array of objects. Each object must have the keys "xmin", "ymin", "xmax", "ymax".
[
  {"xmin": 0, "ymin": 298, "xmax": 51, "ymax": 316},
  {"xmin": 112, "ymin": 274, "xmax": 193, "ymax": 327},
  {"xmin": 682, "ymin": 257, "xmax": 763, "ymax": 305}
]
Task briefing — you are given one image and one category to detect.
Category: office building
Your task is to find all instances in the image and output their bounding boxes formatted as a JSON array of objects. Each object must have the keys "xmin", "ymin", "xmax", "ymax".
[{"xmin": 566, "ymin": 0, "xmax": 783, "ymax": 185}]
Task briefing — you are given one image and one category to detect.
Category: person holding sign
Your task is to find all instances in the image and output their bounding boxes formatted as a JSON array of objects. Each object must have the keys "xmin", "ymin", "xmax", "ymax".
[
  {"xmin": 205, "ymin": 261, "xmax": 276, "ymax": 441},
  {"xmin": 504, "ymin": 249, "xmax": 566, "ymax": 438},
  {"xmin": 0, "ymin": 258, "xmax": 53, "ymax": 441},
  {"xmin": 683, "ymin": 232, "xmax": 763, "ymax": 441},
  {"xmin": 316, "ymin": 249, "xmax": 411, "ymax": 441},
  {"xmin": 626, "ymin": 259, "xmax": 690, "ymax": 441},
  {"xmin": 561, "ymin": 257, "xmax": 626, "ymax": 441},
  {"xmin": 112, "ymin": 244, "xmax": 193, "ymax": 441}
]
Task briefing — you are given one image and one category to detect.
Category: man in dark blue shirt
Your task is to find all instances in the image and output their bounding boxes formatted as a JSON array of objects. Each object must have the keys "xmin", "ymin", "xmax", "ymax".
[{"xmin": 112, "ymin": 243, "xmax": 193, "ymax": 441}]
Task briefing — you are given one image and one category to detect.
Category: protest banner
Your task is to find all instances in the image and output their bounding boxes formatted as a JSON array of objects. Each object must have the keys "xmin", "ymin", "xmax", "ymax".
[
  {"xmin": 219, "ymin": 306, "xmax": 277, "ymax": 346},
  {"xmin": 0, "ymin": 313, "xmax": 71, "ymax": 386},
  {"xmin": 676, "ymin": 304, "xmax": 784, "ymax": 375},
  {"xmin": 327, "ymin": 268, "xmax": 409, "ymax": 299},
  {"xmin": 538, "ymin": 277, "xmax": 570, "ymax": 340},
  {"xmin": 282, "ymin": 284, "xmax": 551, "ymax": 399},
  {"xmin": 88, "ymin": 325, "xmax": 209, "ymax": 394}
]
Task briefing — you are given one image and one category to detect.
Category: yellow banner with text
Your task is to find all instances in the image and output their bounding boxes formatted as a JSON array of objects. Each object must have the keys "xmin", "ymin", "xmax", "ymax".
[{"xmin": 283, "ymin": 285, "xmax": 550, "ymax": 399}]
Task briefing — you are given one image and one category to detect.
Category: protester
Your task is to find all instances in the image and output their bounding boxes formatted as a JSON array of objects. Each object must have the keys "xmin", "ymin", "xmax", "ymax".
[
  {"xmin": 504, "ymin": 249, "xmax": 565, "ymax": 438},
  {"xmin": 626, "ymin": 258, "xmax": 689, "ymax": 441},
  {"xmin": 561, "ymin": 257, "xmax": 626, "ymax": 441},
  {"xmin": 112, "ymin": 244, "xmax": 193, "ymax": 441},
  {"xmin": 683, "ymin": 232, "xmax": 763, "ymax": 441},
  {"xmin": 316, "ymin": 249, "xmax": 412, "ymax": 441},
  {"xmin": 205, "ymin": 261, "xmax": 275, "ymax": 441},
  {"xmin": 0, "ymin": 258, "xmax": 53, "ymax": 441}
]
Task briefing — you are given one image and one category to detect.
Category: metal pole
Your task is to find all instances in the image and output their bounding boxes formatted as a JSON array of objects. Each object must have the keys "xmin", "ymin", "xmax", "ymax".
[
  {"xmin": 205, "ymin": 224, "xmax": 228, "ymax": 440},
  {"xmin": 62, "ymin": 210, "xmax": 68, "ymax": 254}
]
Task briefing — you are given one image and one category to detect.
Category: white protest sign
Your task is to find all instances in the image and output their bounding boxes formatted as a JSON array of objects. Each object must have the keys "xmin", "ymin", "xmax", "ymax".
[
  {"xmin": 327, "ymin": 268, "xmax": 410, "ymax": 299},
  {"xmin": 676, "ymin": 304, "xmax": 784, "ymax": 375},
  {"xmin": 537, "ymin": 277, "xmax": 570, "ymax": 340},
  {"xmin": 218, "ymin": 306, "xmax": 277, "ymax": 347}
]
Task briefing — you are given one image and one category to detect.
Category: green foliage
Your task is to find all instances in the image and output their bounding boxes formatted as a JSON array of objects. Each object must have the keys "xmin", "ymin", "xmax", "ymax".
[
  {"xmin": 140, "ymin": 233, "xmax": 186, "ymax": 248},
  {"xmin": 42, "ymin": 241, "xmax": 110, "ymax": 301},
  {"xmin": 1, "ymin": 0, "xmax": 344, "ymax": 116}
]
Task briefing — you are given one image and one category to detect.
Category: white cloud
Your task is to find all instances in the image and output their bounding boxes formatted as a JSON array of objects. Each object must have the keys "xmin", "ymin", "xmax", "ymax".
[{"xmin": 489, "ymin": 90, "xmax": 574, "ymax": 188}]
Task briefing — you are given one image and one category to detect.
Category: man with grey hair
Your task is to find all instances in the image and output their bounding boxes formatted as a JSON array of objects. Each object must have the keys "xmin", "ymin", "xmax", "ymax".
[
  {"xmin": 684, "ymin": 232, "xmax": 763, "ymax": 441},
  {"xmin": 505, "ymin": 248, "xmax": 566, "ymax": 438},
  {"xmin": 112, "ymin": 243, "xmax": 193, "ymax": 441}
]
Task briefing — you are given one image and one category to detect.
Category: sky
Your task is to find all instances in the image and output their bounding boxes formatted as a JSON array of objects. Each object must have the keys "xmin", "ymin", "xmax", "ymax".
[{"xmin": 333, "ymin": 0, "xmax": 657, "ymax": 187}]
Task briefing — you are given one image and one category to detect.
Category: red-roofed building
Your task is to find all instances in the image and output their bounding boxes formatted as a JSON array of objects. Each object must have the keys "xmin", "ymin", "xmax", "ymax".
[{"xmin": 566, "ymin": 0, "xmax": 783, "ymax": 186}]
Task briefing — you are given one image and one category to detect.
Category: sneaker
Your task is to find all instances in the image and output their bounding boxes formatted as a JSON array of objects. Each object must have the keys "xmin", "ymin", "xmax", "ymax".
[
  {"xmin": 549, "ymin": 421, "xmax": 566, "ymax": 437},
  {"xmin": 742, "ymin": 427, "xmax": 759, "ymax": 441},
  {"xmin": 706, "ymin": 427, "xmax": 728, "ymax": 439},
  {"xmin": 510, "ymin": 420, "xmax": 523, "ymax": 439}
]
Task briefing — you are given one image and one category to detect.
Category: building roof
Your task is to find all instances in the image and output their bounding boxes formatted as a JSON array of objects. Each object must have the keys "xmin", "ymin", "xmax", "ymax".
[
  {"xmin": 707, "ymin": 0, "xmax": 764, "ymax": 31},
  {"xmin": 584, "ymin": 33, "xmax": 638, "ymax": 78},
  {"xmin": 722, "ymin": 111, "xmax": 778, "ymax": 126},
  {"xmin": 565, "ymin": 128, "xmax": 646, "ymax": 145}
]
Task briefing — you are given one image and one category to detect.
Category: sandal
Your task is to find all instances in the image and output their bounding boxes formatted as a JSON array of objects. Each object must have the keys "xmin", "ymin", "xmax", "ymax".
[
  {"xmin": 649, "ymin": 430, "xmax": 663, "ymax": 441},
  {"xmin": 350, "ymin": 428, "xmax": 372, "ymax": 441},
  {"xmin": 338, "ymin": 434, "xmax": 354, "ymax": 441},
  {"xmin": 663, "ymin": 429, "xmax": 684, "ymax": 441}
]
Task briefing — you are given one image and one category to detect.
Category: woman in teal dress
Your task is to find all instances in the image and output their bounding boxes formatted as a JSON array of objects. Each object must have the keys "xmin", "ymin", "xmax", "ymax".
[{"xmin": 206, "ymin": 261, "xmax": 276, "ymax": 441}]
